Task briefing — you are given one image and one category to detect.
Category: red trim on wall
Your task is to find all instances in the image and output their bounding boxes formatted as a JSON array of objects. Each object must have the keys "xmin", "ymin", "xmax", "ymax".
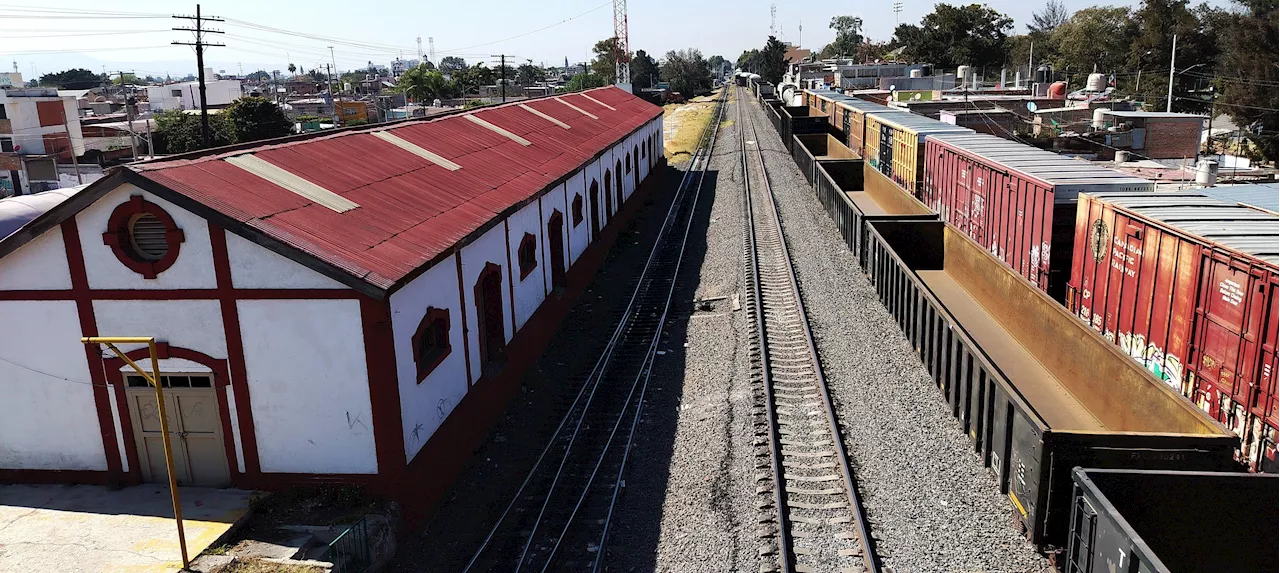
[
  {"xmin": 60, "ymin": 219, "xmax": 123, "ymax": 478},
  {"xmin": 0, "ymin": 288, "xmax": 359, "ymax": 301},
  {"xmin": 455, "ymin": 253, "xmax": 473, "ymax": 388},
  {"xmin": 209, "ymin": 224, "xmax": 262, "ymax": 479},
  {"xmin": 503, "ymin": 219, "xmax": 517, "ymax": 334},
  {"xmin": 360, "ymin": 296, "xmax": 405, "ymax": 483},
  {"xmin": 102, "ymin": 345, "xmax": 236, "ymax": 485}
]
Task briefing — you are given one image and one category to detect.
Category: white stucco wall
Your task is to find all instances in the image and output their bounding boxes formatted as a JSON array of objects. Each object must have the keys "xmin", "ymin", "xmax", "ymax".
[
  {"xmin": 93, "ymin": 299, "xmax": 227, "ymax": 358},
  {"xmin": 389, "ymin": 258, "xmax": 468, "ymax": 462},
  {"xmin": 506, "ymin": 200, "xmax": 545, "ymax": 331},
  {"xmin": 0, "ymin": 225, "xmax": 71, "ymax": 290},
  {"xmin": 540, "ymin": 183, "xmax": 569, "ymax": 296},
  {"xmin": 0, "ymin": 300, "xmax": 105, "ymax": 470},
  {"xmin": 224, "ymin": 231, "xmax": 348, "ymax": 290},
  {"xmin": 238, "ymin": 299, "xmax": 377, "ymax": 474},
  {"xmin": 566, "ymin": 169, "xmax": 589, "ymax": 265},
  {"xmin": 459, "ymin": 222, "xmax": 512, "ymax": 376},
  {"xmin": 76, "ymin": 183, "xmax": 217, "ymax": 290}
]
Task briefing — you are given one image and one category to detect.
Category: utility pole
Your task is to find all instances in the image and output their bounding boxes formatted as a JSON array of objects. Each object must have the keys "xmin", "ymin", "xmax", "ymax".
[
  {"xmin": 172, "ymin": 4, "xmax": 224, "ymax": 148},
  {"xmin": 59, "ymin": 105, "xmax": 82, "ymax": 184},
  {"xmin": 120, "ymin": 71, "xmax": 139, "ymax": 159},
  {"xmin": 1166, "ymin": 33, "xmax": 1177, "ymax": 112},
  {"xmin": 325, "ymin": 63, "xmax": 338, "ymax": 124},
  {"xmin": 492, "ymin": 54, "xmax": 507, "ymax": 102},
  {"xmin": 1203, "ymin": 85, "xmax": 1216, "ymax": 155}
]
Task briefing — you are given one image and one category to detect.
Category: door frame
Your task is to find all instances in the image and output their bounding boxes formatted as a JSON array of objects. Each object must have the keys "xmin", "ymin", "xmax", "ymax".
[
  {"xmin": 474, "ymin": 261, "xmax": 507, "ymax": 374},
  {"xmin": 104, "ymin": 344, "xmax": 236, "ymax": 486}
]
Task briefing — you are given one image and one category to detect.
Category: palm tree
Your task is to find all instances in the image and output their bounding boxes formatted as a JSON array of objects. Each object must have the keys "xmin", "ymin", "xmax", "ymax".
[
  {"xmin": 287, "ymin": 63, "xmax": 296, "ymax": 78},
  {"xmin": 396, "ymin": 64, "xmax": 446, "ymax": 104}
]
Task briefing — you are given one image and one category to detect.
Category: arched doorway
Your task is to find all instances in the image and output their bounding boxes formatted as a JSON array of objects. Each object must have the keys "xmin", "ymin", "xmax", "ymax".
[
  {"xmin": 589, "ymin": 179, "xmax": 601, "ymax": 239},
  {"xmin": 547, "ymin": 210, "xmax": 566, "ymax": 289},
  {"xmin": 614, "ymin": 160, "xmax": 623, "ymax": 209},
  {"xmin": 474, "ymin": 262, "xmax": 506, "ymax": 375},
  {"xmin": 604, "ymin": 169, "xmax": 614, "ymax": 220}
]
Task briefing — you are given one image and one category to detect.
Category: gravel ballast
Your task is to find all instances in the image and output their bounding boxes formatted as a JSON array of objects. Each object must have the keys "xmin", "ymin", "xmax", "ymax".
[
  {"xmin": 605, "ymin": 92, "xmax": 761, "ymax": 573},
  {"xmin": 738, "ymin": 92, "xmax": 1051, "ymax": 573}
]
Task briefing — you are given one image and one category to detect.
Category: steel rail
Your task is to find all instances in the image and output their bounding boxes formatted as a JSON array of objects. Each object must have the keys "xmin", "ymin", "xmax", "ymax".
[
  {"xmin": 462, "ymin": 88, "xmax": 728, "ymax": 573},
  {"xmin": 584, "ymin": 88, "xmax": 733, "ymax": 573},
  {"xmin": 740, "ymin": 87, "xmax": 795, "ymax": 573},
  {"xmin": 739, "ymin": 85, "xmax": 882, "ymax": 573}
]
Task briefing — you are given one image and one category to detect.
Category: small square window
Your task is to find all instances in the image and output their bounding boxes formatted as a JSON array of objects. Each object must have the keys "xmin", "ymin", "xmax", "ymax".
[
  {"xmin": 413, "ymin": 307, "xmax": 451, "ymax": 382},
  {"xmin": 518, "ymin": 233, "xmax": 538, "ymax": 280},
  {"xmin": 571, "ymin": 194, "xmax": 584, "ymax": 227}
]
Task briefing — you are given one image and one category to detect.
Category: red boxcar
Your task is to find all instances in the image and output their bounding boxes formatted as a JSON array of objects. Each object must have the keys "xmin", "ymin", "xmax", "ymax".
[
  {"xmin": 1066, "ymin": 192, "xmax": 1279, "ymax": 472},
  {"xmin": 923, "ymin": 133, "xmax": 1152, "ymax": 300}
]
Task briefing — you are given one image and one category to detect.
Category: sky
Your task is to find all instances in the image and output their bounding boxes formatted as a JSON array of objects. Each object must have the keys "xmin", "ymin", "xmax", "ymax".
[{"xmin": 0, "ymin": 0, "xmax": 1234, "ymax": 80}]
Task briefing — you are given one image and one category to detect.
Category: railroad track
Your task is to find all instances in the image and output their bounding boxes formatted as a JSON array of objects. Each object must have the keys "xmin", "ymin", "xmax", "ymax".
[
  {"xmin": 462, "ymin": 88, "xmax": 729, "ymax": 573},
  {"xmin": 737, "ymin": 86, "xmax": 882, "ymax": 573}
]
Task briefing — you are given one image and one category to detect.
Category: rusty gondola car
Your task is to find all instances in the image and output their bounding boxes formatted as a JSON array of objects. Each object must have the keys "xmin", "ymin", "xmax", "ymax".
[{"xmin": 864, "ymin": 219, "xmax": 1240, "ymax": 553}]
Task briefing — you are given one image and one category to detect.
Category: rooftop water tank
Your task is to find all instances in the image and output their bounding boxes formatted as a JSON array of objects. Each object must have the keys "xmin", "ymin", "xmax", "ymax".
[
  {"xmin": 957, "ymin": 65, "xmax": 971, "ymax": 85},
  {"xmin": 1086, "ymin": 73, "xmax": 1106, "ymax": 92},
  {"xmin": 910, "ymin": 69, "xmax": 923, "ymax": 78},
  {"xmin": 1196, "ymin": 158, "xmax": 1219, "ymax": 187},
  {"xmin": 1092, "ymin": 108, "xmax": 1111, "ymax": 129}
]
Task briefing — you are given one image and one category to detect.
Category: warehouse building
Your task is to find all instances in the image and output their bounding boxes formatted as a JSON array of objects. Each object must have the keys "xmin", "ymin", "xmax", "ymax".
[{"xmin": 0, "ymin": 86, "xmax": 663, "ymax": 516}]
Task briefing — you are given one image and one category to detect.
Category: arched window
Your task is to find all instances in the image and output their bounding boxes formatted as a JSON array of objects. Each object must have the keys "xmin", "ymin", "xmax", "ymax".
[
  {"xmin": 412, "ymin": 307, "xmax": 451, "ymax": 382},
  {"xmin": 571, "ymin": 193, "xmax": 584, "ymax": 227},
  {"xmin": 517, "ymin": 233, "xmax": 538, "ymax": 280}
]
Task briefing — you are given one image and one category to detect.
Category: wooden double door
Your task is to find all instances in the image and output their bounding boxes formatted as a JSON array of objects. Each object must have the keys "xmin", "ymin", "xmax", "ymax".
[{"xmin": 125, "ymin": 374, "xmax": 230, "ymax": 487}]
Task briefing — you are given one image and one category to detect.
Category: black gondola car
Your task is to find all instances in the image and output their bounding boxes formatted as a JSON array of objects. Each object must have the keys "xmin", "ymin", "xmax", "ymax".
[{"xmin": 1064, "ymin": 468, "xmax": 1276, "ymax": 573}]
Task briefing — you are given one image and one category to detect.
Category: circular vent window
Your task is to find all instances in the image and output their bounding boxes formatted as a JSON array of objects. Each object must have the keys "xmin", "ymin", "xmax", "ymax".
[
  {"xmin": 128, "ymin": 213, "xmax": 169, "ymax": 261},
  {"xmin": 103, "ymin": 196, "xmax": 185, "ymax": 279}
]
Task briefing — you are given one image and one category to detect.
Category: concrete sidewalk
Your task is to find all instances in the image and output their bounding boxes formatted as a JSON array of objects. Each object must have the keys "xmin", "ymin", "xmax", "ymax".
[{"xmin": 0, "ymin": 484, "xmax": 253, "ymax": 573}]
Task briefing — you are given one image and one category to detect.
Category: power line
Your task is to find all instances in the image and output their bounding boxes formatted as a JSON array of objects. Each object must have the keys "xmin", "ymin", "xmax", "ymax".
[
  {"xmin": 438, "ymin": 0, "xmax": 612, "ymax": 53},
  {"xmin": 1175, "ymin": 96, "xmax": 1280, "ymax": 112}
]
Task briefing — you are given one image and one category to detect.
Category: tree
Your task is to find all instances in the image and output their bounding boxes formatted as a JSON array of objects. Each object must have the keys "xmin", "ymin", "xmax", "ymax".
[
  {"xmin": 1217, "ymin": 0, "xmax": 1278, "ymax": 161},
  {"xmin": 758, "ymin": 36, "xmax": 788, "ymax": 84},
  {"xmin": 38, "ymin": 68, "xmax": 100, "ymax": 89},
  {"xmin": 225, "ymin": 97, "xmax": 293, "ymax": 143},
  {"xmin": 631, "ymin": 50, "xmax": 660, "ymax": 89},
  {"xmin": 152, "ymin": 109, "xmax": 232, "ymax": 154},
  {"xmin": 892, "ymin": 4, "xmax": 1014, "ymax": 70},
  {"xmin": 1128, "ymin": 0, "xmax": 1221, "ymax": 112},
  {"xmin": 438, "ymin": 56, "xmax": 467, "ymax": 77},
  {"xmin": 287, "ymin": 63, "xmax": 297, "ymax": 76},
  {"xmin": 828, "ymin": 16, "xmax": 865, "ymax": 58},
  {"xmin": 516, "ymin": 62, "xmax": 545, "ymax": 86},
  {"xmin": 565, "ymin": 72, "xmax": 607, "ymax": 92},
  {"xmin": 113, "ymin": 73, "xmax": 139, "ymax": 86},
  {"xmin": 736, "ymin": 49, "xmax": 762, "ymax": 72},
  {"xmin": 1051, "ymin": 7, "xmax": 1137, "ymax": 76},
  {"xmin": 245, "ymin": 70, "xmax": 271, "ymax": 82},
  {"xmin": 396, "ymin": 64, "xmax": 448, "ymax": 103},
  {"xmin": 707, "ymin": 55, "xmax": 727, "ymax": 75},
  {"xmin": 590, "ymin": 37, "xmax": 631, "ymax": 83},
  {"xmin": 661, "ymin": 49, "xmax": 713, "ymax": 95},
  {"xmin": 452, "ymin": 63, "xmax": 495, "ymax": 96},
  {"xmin": 1028, "ymin": 0, "xmax": 1070, "ymax": 34}
]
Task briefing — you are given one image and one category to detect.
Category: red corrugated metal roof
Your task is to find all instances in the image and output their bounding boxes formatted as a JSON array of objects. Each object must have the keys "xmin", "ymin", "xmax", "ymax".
[{"xmin": 132, "ymin": 86, "xmax": 661, "ymax": 292}]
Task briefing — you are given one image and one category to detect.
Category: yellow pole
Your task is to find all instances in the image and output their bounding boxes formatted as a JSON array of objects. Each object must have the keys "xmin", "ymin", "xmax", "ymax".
[{"xmin": 82, "ymin": 337, "xmax": 190, "ymax": 571}]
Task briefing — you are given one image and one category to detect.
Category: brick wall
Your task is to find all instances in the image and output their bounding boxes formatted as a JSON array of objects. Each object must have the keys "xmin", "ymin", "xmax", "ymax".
[{"xmin": 1143, "ymin": 118, "xmax": 1203, "ymax": 159}]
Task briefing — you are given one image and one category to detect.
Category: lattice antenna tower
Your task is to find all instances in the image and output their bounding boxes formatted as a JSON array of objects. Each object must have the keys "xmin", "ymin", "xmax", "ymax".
[
  {"xmin": 770, "ymin": 3, "xmax": 777, "ymax": 36},
  {"xmin": 429, "ymin": 37, "xmax": 435, "ymax": 65},
  {"xmin": 613, "ymin": 0, "xmax": 630, "ymax": 85}
]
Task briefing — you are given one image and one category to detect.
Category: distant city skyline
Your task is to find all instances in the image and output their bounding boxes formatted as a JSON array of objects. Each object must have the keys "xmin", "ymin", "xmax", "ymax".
[{"xmin": 0, "ymin": 0, "xmax": 1233, "ymax": 80}]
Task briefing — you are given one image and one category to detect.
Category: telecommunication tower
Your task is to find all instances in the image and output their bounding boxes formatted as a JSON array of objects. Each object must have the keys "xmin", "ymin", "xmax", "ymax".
[
  {"xmin": 770, "ymin": 3, "xmax": 777, "ymax": 36},
  {"xmin": 613, "ymin": 0, "xmax": 631, "ymax": 89}
]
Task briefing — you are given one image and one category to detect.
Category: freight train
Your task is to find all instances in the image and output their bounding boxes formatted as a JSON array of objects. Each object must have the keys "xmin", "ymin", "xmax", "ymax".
[{"xmin": 766, "ymin": 88, "xmax": 1278, "ymax": 559}]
